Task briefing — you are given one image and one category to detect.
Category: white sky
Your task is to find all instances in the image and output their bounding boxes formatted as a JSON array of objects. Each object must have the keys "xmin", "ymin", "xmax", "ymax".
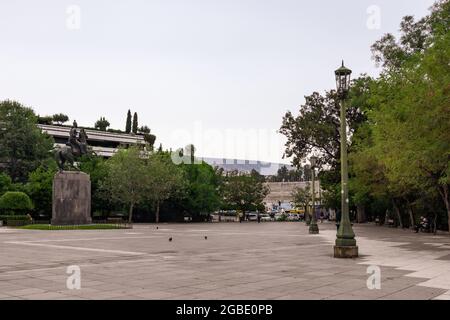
[{"xmin": 0, "ymin": 0, "xmax": 436, "ymax": 164}]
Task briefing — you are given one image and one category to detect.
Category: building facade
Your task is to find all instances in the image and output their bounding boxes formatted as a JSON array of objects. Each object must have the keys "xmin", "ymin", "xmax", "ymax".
[
  {"xmin": 264, "ymin": 181, "xmax": 321, "ymax": 207},
  {"xmin": 38, "ymin": 124, "xmax": 146, "ymax": 158}
]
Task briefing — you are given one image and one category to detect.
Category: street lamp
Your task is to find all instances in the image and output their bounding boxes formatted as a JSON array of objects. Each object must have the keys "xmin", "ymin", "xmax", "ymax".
[
  {"xmin": 334, "ymin": 61, "xmax": 358, "ymax": 258},
  {"xmin": 309, "ymin": 156, "xmax": 319, "ymax": 234},
  {"xmin": 304, "ymin": 164, "xmax": 311, "ymax": 226}
]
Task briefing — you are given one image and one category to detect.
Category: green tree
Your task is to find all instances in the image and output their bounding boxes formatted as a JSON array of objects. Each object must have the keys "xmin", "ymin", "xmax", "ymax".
[
  {"xmin": 371, "ymin": 0, "xmax": 449, "ymax": 72},
  {"xmin": 0, "ymin": 100, "xmax": 54, "ymax": 182},
  {"xmin": 125, "ymin": 109, "xmax": 132, "ymax": 133},
  {"xmin": 292, "ymin": 184, "xmax": 311, "ymax": 215},
  {"xmin": 370, "ymin": 40, "xmax": 450, "ymax": 228},
  {"xmin": 221, "ymin": 170, "xmax": 269, "ymax": 213},
  {"xmin": 280, "ymin": 86, "xmax": 367, "ymax": 169},
  {"xmin": 270, "ymin": 165, "xmax": 302, "ymax": 182},
  {"xmin": 37, "ymin": 115, "xmax": 53, "ymax": 125},
  {"xmin": 100, "ymin": 147, "xmax": 149, "ymax": 223},
  {"xmin": 137, "ymin": 125, "xmax": 156, "ymax": 149},
  {"xmin": 79, "ymin": 155, "xmax": 110, "ymax": 216},
  {"xmin": 144, "ymin": 133, "xmax": 156, "ymax": 149},
  {"xmin": 146, "ymin": 153, "xmax": 184, "ymax": 223},
  {"xmin": 0, "ymin": 173, "xmax": 12, "ymax": 196},
  {"xmin": 179, "ymin": 162, "xmax": 221, "ymax": 218},
  {"xmin": 139, "ymin": 125, "xmax": 151, "ymax": 134},
  {"xmin": 52, "ymin": 113, "xmax": 69, "ymax": 125},
  {"xmin": 25, "ymin": 163, "xmax": 57, "ymax": 218},
  {"xmin": 279, "ymin": 77, "xmax": 372, "ymax": 212},
  {"xmin": 132, "ymin": 112, "xmax": 138, "ymax": 134},
  {"xmin": 95, "ymin": 117, "xmax": 110, "ymax": 131},
  {"xmin": 338, "ymin": 0, "xmax": 450, "ymax": 229},
  {"xmin": 363, "ymin": 0, "xmax": 450, "ymax": 229}
]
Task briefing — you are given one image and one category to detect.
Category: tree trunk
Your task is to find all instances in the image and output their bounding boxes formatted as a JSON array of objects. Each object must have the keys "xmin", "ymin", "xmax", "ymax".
[
  {"xmin": 356, "ymin": 205, "xmax": 366, "ymax": 223},
  {"xmin": 406, "ymin": 200, "xmax": 415, "ymax": 229},
  {"xmin": 433, "ymin": 212, "xmax": 438, "ymax": 235},
  {"xmin": 392, "ymin": 199, "xmax": 403, "ymax": 229},
  {"xmin": 155, "ymin": 201, "xmax": 160, "ymax": 224},
  {"xmin": 438, "ymin": 184, "xmax": 450, "ymax": 232},
  {"xmin": 128, "ymin": 203, "xmax": 134, "ymax": 223},
  {"xmin": 305, "ymin": 205, "xmax": 310, "ymax": 223}
]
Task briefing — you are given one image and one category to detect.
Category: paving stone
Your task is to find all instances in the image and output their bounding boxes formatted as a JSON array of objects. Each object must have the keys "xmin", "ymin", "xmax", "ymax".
[{"xmin": 1, "ymin": 222, "xmax": 449, "ymax": 300}]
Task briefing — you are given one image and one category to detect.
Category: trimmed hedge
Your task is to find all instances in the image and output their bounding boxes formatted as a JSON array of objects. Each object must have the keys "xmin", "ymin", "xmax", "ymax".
[
  {"xmin": 0, "ymin": 215, "xmax": 31, "ymax": 221},
  {"xmin": 0, "ymin": 215, "xmax": 32, "ymax": 226},
  {"xmin": 0, "ymin": 192, "xmax": 33, "ymax": 215}
]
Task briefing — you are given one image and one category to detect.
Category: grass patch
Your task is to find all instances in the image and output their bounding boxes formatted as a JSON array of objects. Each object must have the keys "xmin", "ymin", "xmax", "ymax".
[{"xmin": 18, "ymin": 224, "xmax": 131, "ymax": 230}]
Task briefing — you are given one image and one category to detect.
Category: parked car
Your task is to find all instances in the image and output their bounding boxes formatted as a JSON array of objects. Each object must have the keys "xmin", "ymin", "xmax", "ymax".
[
  {"xmin": 287, "ymin": 213, "xmax": 300, "ymax": 221},
  {"xmin": 260, "ymin": 214, "xmax": 272, "ymax": 222},
  {"xmin": 247, "ymin": 213, "xmax": 258, "ymax": 221}
]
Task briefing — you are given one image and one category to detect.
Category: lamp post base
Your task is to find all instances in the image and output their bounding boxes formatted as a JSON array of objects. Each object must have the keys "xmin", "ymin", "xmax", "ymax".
[
  {"xmin": 309, "ymin": 224, "xmax": 319, "ymax": 234},
  {"xmin": 334, "ymin": 245, "xmax": 358, "ymax": 258}
]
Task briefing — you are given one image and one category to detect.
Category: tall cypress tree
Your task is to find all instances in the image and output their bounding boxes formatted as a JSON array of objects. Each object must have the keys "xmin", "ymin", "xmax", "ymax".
[
  {"xmin": 125, "ymin": 110, "xmax": 132, "ymax": 133},
  {"xmin": 132, "ymin": 112, "xmax": 138, "ymax": 134}
]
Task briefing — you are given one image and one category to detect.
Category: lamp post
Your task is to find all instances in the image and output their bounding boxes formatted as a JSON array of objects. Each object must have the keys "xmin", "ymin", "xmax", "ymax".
[
  {"xmin": 309, "ymin": 156, "xmax": 319, "ymax": 234},
  {"xmin": 334, "ymin": 61, "xmax": 358, "ymax": 258},
  {"xmin": 304, "ymin": 164, "xmax": 311, "ymax": 226}
]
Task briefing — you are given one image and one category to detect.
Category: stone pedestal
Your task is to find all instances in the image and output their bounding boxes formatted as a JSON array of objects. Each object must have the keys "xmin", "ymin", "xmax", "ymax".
[
  {"xmin": 52, "ymin": 171, "xmax": 92, "ymax": 226},
  {"xmin": 309, "ymin": 224, "xmax": 320, "ymax": 234},
  {"xmin": 334, "ymin": 245, "xmax": 359, "ymax": 259}
]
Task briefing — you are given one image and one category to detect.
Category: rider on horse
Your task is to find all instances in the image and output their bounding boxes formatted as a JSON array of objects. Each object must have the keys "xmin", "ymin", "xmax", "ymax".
[
  {"xmin": 67, "ymin": 121, "xmax": 82, "ymax": 156},
  {"xmin": 55, "ymin": 120, "xmax": 91, "ymax": 170}
]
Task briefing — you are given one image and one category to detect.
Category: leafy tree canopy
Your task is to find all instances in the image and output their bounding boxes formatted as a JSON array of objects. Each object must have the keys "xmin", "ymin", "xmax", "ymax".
[
  {"xmin": 52, "ymin": 113, "xmax": 69, "ymax": 125},
  {"xmin": 0, "ymin": 100, "xmax": 54, "ymax": 182}
]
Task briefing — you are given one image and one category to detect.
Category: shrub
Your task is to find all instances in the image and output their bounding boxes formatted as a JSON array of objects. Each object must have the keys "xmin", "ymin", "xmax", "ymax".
[
  {"xmin": 37, "ymin": 115, "xmax": 53, "ymax": 125},
  {"xmin": 0, "ymin": 215, "xmax": 32, "ymax": 226},
  {"xmin": 0, "ymin": 215, "xmax": 30, "ymax": 221},
  {"xmin": 0, "ymin": 192, "xmax": 34, "ymax": 215}
]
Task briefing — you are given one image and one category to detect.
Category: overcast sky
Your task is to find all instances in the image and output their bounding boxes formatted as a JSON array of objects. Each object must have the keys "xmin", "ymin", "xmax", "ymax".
[{"xmin": 0, "ymin": 0, "xmax": 436, "ymax": 164}]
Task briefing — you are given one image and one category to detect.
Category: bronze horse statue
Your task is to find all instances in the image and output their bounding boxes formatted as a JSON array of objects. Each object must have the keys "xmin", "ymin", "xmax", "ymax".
[{"xmin": 54, "ymin": 125, "xmax": 95, "ymax": 171}]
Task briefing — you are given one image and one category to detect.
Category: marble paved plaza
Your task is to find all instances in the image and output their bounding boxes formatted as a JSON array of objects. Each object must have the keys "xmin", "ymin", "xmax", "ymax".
[{"xmin": 1, "ymin": 222, "xmax": 450, "ymax": 300}]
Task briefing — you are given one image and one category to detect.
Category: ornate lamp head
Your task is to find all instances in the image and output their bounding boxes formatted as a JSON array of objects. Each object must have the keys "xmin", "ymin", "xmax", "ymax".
[{"xmin": 335, "ymin": 61, "xmax": 352, "ymax": 98}]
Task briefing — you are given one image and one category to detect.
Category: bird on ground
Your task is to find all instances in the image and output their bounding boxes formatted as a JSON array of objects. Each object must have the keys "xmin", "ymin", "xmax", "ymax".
[
  {"xmin": 169, "ymin": 237, "xmax": 172, "ymax": 242},
  {"xmin": 204, "ymin": 236, "xmax": 208, "ymax": 240}
]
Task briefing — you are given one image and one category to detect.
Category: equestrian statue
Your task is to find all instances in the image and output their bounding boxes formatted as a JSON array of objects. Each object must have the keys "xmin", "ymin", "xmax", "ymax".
[{"xmin": 54, "ymin": 121, "xmax": 95, "ymax": 171}]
